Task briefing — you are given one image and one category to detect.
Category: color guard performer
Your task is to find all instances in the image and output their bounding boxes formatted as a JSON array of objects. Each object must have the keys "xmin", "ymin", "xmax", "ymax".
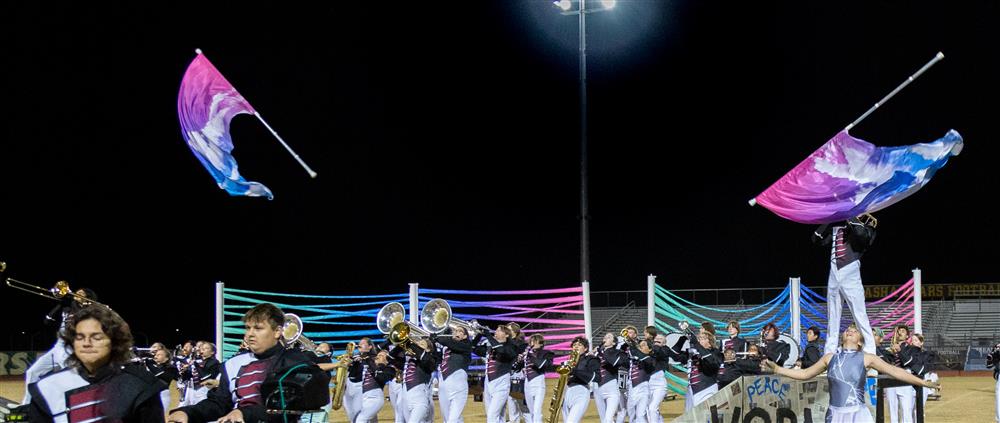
[
  {"xmin": 767, "ymin": 323, "xmax": 938, "ymax": 423},
  {"xmin": 813, "ymin": 215, "xmax": 878, "ymax": 355}
]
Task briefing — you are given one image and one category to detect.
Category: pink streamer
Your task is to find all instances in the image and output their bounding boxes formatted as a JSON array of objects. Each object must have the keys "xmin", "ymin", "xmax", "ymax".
[{"xmin": 868, "ymin": 279, "xmax": 914, "ymax": 305}]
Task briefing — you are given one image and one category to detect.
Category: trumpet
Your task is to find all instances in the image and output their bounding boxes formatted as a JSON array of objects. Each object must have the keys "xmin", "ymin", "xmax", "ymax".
[
  {"xmin": 5, "ymin": 277, "xmax": 108, "ymax": 309},
  {"xmin": 420, "ymin": 298, "xmax": 484, "ymax": 337},
  {"xmin": 281, "ymin": 313, "xmax": 318, "ymax": 351}
]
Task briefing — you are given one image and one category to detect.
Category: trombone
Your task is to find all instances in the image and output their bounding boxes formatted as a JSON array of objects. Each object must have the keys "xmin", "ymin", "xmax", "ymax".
[{"xmin": 5, "ymin": 276, "xmax": 107, "ymax": 309}]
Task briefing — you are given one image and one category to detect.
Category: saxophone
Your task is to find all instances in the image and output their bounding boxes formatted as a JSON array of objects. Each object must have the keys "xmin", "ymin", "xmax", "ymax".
[
  {"xmin": 545, "ymin": 349, "xmax": 580, "ymax": 423},
  {"xmin": 331, "ymin": 342, "xmax": 356, "ymax": 410}
]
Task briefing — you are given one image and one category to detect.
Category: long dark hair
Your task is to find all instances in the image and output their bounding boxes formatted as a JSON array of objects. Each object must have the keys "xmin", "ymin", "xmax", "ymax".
[{"xmin": 60, "ymin": 306, "xmax": 134, "ymax": 370}]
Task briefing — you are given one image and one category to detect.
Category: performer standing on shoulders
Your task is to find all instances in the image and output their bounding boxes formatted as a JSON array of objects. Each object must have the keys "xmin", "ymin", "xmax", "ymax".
[
  {"xmin": 27, "ymin": 305, "xmax": 167, "ymax": 422},
  {"xmin": 766, "ymin": 323, "xmax": 938, "ymax": 423},
  {"xmin": 813, "ymin": 214, "xmax": 878, "ymax": 355}
]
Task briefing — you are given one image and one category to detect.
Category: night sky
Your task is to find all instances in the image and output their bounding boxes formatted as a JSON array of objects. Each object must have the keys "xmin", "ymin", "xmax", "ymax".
[{"xmin": 2, "ymin": 1, "xmax": 997, "ymax": 349}]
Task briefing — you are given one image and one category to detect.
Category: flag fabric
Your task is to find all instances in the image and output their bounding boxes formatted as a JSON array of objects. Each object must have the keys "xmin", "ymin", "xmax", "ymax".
[
  {"xmin": 178, "ymin": 52, "xmax": 273, "ymax": 199},
  {"xmin": 754, "ymin": 130, "xmax": 963, "ymax": 224}
]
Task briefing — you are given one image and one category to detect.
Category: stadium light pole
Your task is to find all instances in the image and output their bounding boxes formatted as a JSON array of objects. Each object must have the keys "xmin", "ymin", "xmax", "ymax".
[{"xmin": 553, "ymin": 0, "xmax": 615, "ymax": 287}]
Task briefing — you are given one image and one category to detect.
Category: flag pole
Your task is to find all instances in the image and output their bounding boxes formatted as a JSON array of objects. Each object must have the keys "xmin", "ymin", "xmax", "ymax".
[
  {"xmin": 844, "ymin": 52, "xmax": 944, "ymax": 132},
  {"xmin": 253, "ymin": 112, "xmax": 318, "ymax": 178},
  {"xmin": 748, "ymin": 51, "xmax": 944, "ymax": 207}
]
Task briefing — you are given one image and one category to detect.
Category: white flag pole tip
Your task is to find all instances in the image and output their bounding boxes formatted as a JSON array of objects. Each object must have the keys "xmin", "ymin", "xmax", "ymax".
[
  {"xmin": 936, "ymin": 51, "xmax": 944, "ymax": 60},
  {"xmin": 195, "ymin": 48, "xmax": 203, "ymax": 55},
  {"xmin": 748, "ymin": 198, "xmax": 757, "ymax": 207}
]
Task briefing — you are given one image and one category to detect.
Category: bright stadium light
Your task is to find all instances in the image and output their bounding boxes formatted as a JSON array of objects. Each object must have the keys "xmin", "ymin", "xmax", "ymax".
[
  {"xmin": 554, "ymin": 0, "xmax": 572, "ymax": 12},
  {"xmin": 600, "ymin": 0, "xmax": 616, "ymax": 9}
]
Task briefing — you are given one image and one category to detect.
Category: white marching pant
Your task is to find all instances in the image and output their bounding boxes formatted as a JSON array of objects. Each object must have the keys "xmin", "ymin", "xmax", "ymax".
[
  {"xmin": 22, "ymin": 338, "xmax": 70, "ymax": 404},
  {"xmin": 159, "ymin": 389, "xmax": 171, "ymax": 412},
  {"xmin": 403, "ymin": 383, "xmax": 431, "ymax": 423},
  {"xmin": 343, "ymin": 380, "xmax": 363, "ymax": 423},
  {"xmin": 594, "ymin": 380, "xmax": 621, "ymax": 423},
  {"xmin": 524, "ymin": 376, "xmax": 546, "ymax": 423},
  {"xmin": 506, "ymin": 395, "xmax": 525, "ymax": 423},
  {"xmin": 886, "ymin": 386, "xmax": 915, "ymax": 423},
  {"xmin": 627, "ymin": 382, "xmax": 650, "ymax": 423},
  {"xmin": 824, "ymin": 261, "xmax": 876, "ymax": 355},
  {"xmin": 388, "ymin": 380, "xmax": 405, "ymax": 423},
  {"xmin": 561, "ymin": 384, "xmax": 590, "ymax": 423},
  {"xmin": 181, "ymin": 384, "xmax": 209, "ymax": 407},
  {"xmin": 354, "ymin": 389, "xmax": 385, "ymax": 423},
  {"xmin": 615, "ymin": 387, "xmax": 628, "ymax": 423},
  {"xmin": 690, "ymin": 385, "xmax": 717, "ymax": 409},
  {"xmin": 483, "ymin": 374, "xmax": 511, "ymax": 423},
  {"xmin": 994, "ymin": 376, "xmax": 999, "ymax": 423},
  {"xmin": 647, "ymin": 371, "xmax": 667, "ymax": 423},
  {"xmin": 439, "ymin": 370, "xmax": 469, "ymax": 423}
]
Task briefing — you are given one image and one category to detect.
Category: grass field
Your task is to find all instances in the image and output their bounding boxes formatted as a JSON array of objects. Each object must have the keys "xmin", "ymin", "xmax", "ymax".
[{"xmin": 2, "ymin": 376, "xmax": 995, "ymax": 422}]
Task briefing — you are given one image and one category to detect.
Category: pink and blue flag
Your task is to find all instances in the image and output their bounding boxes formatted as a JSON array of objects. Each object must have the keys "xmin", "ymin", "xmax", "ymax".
[
  {"xmin": 754, "ymin": 130, "xmax": 963, "ymax": 224},
  {"xmin": 178, "ymin": 52, "xmax": 273, "ymax": 199}
]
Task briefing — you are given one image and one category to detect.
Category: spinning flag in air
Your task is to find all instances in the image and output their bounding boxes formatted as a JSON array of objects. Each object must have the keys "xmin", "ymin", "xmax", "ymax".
[
  {"xmin": 753, "ymin": 130, "xmax": 963, "ymax": 224},
  {"xmin": 178, "ymin": 51, "xmax": 273, "ymax": 199}
]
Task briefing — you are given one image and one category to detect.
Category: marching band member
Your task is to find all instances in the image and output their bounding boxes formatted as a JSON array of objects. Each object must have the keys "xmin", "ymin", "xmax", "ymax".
[
  {"xmin": 813, "ymin": 215, "xmax": 878, "ymax": 355},
  {"xmin": 27, "ymin": 305, "xmax": 167, "ymax": 422},
  {"xmin": 381, "ymin": 340, "xmax": 407, "ymax": 423},
  {"xmin": 766, "ymin": 323, "xmax": 938, "ymax": 423},
  {"xmin": 432, "ymin": 326, "xmax": 474, "ymax": 423},
  {"xmin": 623, "ymin": 338, "xmax": 655, "ymax": 423},
  {"xmin": 722, "ymin": 321, "xmax": 749, "ymax": 355},
  {"xmin": 760, "ymin": 322, "xmax": 791, "ymax": 367},
  {"xmin": 986, "ymin": 342, "xmax": 1000, "ymax": 423},
  {"xmin": 167, "ymin": 303, "xmax": 331, "ymax": 423},
  {"xmin": 506, "ymin": 323, "xmax": 528, "ymax": 423},
  {"xmin": 886, "ymin": 325, "xmax": 912, "ymax": 423},
  {"xmin": 593, "ymin": 332, "xmax": 624, "ymax": 423},
  {"xmin": 562, "ymin": 337, "xmax": 599, "ymax": 423},
  {"xmin": 647, "ymin": 334, "xmax": 671, "ymax": 423},
  {"xmin": 800, "ymin": 326, "xmax": 824, "ymax": 369},
  {"xmin": 144, "ymin": 347, "xmax": 181, "ymax": 411},
  {"xmin": 664, "ymin": 323, "xmax": 722, "ymax": 411},
  {"xmin": 473, "ymin": 324, "xmax": 517, "ymax": 423},
  {"xmin": 22, "ymin": 286, "xmax": 98, "ymax": 404},
  {"xmin": 354, "ymin": 349, "xmax": 397, "ymax": 423},
  {"xmin": 899, "ymin": 333, "xmax": 935, "ymax": 422},
  {"xmin": 345, "ymin": 338, "xmax": 377, "ymax": 423},
  {"xmin": 400, "ymin": 338, "xmax": 439, "ymax": 423},
  {"xmin": 517, "ymin": 333, "xmax": 553, "ymax": 423},
  {"xmin": 615, "ymin": 325, "xmax": 641, "ymax": 423},
  {"xmin": 180, "ymin": 342, "xmax": 220, "ymax": 407}
]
